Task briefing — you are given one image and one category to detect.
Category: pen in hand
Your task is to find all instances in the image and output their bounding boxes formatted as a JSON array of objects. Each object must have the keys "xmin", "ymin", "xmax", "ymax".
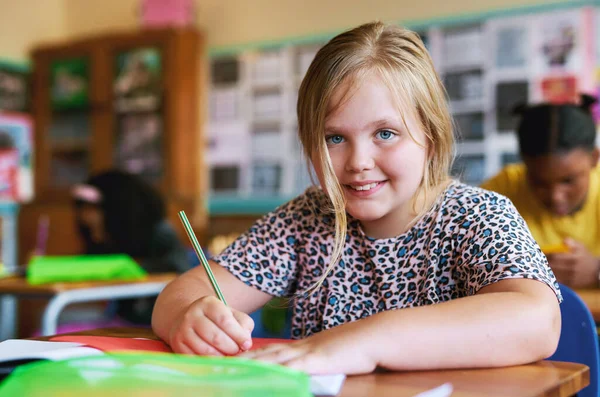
[{"xmin": 178, "ymin": 210, "xmax": 228, "ymax": 305}]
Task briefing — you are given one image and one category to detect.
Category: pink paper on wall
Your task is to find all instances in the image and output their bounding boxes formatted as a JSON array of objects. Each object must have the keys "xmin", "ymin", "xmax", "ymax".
[
  {"xmin": 0, "ymin": 150, "xmax": 19, "ymax": 200},
  {"xmin": 141, "ymin": 0, "xmax": 194, "ymax": 28}
]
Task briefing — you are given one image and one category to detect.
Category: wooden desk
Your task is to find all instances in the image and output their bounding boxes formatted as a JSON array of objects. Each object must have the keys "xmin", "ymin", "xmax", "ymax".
[
  {"xmin": 53, "ymin": 327, "xmax": 589, "ymax": 397},
  {"xmin": 576, "ymin": 289, "xmax": 600, "ymax": 322},
  {"xmin": 0, "ymin": 274, "xmax": 176, "ymax": 338}
]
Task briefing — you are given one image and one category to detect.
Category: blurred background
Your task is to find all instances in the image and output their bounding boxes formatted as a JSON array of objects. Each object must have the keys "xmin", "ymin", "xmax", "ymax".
[{"xmin": 0, "ymin": 0, "xmax": 597, "ymax": 337}]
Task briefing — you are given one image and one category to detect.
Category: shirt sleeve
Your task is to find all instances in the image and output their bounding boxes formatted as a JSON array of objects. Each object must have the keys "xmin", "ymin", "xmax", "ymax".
[
  {"xmin": 212, "ymin": 196, "xmax": 307, "ymax": 297},
  {"xmin": 453, "ymin": 189, "xmax": 562, "ymax": 302}
]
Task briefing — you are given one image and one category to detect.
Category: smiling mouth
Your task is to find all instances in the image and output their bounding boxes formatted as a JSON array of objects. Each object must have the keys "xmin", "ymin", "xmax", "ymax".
[{"xmin": 346, "ymin": 182, "xmax": 382, "ymax": 191}]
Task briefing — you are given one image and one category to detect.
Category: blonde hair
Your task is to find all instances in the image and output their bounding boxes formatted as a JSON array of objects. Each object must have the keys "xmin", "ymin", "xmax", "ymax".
[{"xmin": 297, "ymin": 21, "xmax": 454, "ymax": 293}]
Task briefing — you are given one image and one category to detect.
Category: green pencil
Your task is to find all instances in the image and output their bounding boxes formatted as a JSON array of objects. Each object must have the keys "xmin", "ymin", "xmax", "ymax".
[{"xmin": 178, "ymin": 210, "xmax": 228, "ymax": 305}]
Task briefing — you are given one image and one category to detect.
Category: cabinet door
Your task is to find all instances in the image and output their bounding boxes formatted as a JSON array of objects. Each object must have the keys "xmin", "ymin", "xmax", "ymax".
[
  {"xmin": 110, "ymin": 41, "xmax": 167, "ymax": 186},
  {"xmin": 33, "ymin": 47, "xmax": 98, "ymax": 200},
  {"xmin": 106, "ymin": 29, "xmax": 201, "ymax": 203}
]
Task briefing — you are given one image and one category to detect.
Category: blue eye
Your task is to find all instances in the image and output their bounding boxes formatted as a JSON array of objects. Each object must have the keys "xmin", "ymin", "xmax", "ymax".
[
  {"xmin": 376, "ymin": 130, "xmax": 395, "ymax": 140},
  {"xmin": 326, "ymin": 135, "xmax": 344, "ymax": 144}
]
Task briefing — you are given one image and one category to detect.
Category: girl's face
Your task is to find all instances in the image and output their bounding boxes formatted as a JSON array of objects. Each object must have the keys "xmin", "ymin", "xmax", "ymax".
[
  {"xmin": 316, "ymin": 74, "xmax": 429, "ymax": 239},
  {"xmin": 524, "ymin": 148, "xmax": 599, "ymax": 216}
]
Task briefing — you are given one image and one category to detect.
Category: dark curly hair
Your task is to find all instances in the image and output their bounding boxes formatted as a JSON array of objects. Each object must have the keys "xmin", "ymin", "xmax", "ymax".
[
  {"xmin": 514, "ymin": 94, "xmax": 597, "ymax": 158},
  {"xmin": 75, "ymin": 169, "xmax": 165, "ymax": 257}
]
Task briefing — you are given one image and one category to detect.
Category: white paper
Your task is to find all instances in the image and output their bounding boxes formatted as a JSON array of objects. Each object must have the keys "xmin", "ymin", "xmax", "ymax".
[
  {"xmin": 251, "ymin": 130, "xmax": 283, "ymax": 160},
  {"xmin": 207, "ymin": 121, "xmax": 250, "ymax": 166},
  {"xmin": 311, "ymin": 374, "xmax": 346, "ymax": 396},
  {"xmin": 443, "ymin": 27, "xmax": 483, "ymax": 68},
  {"xmin": 413, "ymin": 382, "xmax": 453, "ymax": 397},
  {"xmin": 0, "ymin": 339, "xmax": 102, "ymax": 363}
]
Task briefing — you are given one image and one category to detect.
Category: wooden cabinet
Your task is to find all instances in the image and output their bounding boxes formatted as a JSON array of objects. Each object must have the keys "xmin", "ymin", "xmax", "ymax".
[{"xmin": 19, "ymin": 28, "xmax": 206, "ymax": 263}]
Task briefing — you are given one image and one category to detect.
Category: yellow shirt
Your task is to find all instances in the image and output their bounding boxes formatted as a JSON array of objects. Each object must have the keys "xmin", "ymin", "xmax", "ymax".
[{"xmin": 481, "ymin": 163, "xmax": 600, "ymax": 256}]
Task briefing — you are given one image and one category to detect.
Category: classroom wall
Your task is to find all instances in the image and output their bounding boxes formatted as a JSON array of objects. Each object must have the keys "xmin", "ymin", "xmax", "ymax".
[
  {"xmin": 0, "ymin": 0, "xmax": 581, "ymax": 65},
  {"xmin": 0, "ymin": 0, "xmax": 576, "ymax": 71},
  {"xmin": 0, "ymin": 0, "xmax": 67, "ymax": 61},
  {"xmin": 63, "ymin": 0, "xmax": 560, "ymax": 49}
]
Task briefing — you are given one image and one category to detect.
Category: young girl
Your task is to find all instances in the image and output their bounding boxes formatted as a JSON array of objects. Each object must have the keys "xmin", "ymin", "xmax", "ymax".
[{"xmin": 152, "ymin": 21, "xmax": 561, "ymax": 375}]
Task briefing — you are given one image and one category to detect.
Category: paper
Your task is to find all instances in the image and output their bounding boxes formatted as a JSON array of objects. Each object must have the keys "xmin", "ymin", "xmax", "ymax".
[
  {"xmin": 540, "ymin": 12, "xmax": 579, "ymax": 71},
  {"xmin": 311, "ymin": 373, "xmax": 346, "ymax": 396},
  {"xmin": 0, "ymin": 340, "xmax": 102, "ymax": 363},
  {"xmin": 495, "ymin": 26, "xmax": 527, "ymax": 68},
  {"xmin": 413, "ymin": 382, "xmax": 453, "ymax": 397}
]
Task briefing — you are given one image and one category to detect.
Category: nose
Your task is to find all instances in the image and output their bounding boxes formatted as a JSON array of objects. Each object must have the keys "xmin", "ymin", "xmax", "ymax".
[
  {"xmin": 345, "ymin": 144, "xmax": 375, "ymax": 173},
  {"xmin": 549, "ymin": 186, "xmax": 567, "ymax": 207}
]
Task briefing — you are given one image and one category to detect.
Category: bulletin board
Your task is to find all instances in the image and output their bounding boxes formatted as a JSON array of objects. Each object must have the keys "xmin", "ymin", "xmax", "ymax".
[{"xmin": 206, "ymin": 2, "xmax": 600, "ymax": 213}]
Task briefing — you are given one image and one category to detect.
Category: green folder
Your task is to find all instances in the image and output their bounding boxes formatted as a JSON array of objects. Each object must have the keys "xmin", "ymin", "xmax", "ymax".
[
  {"xmin": 26, "ymin": 254, "xmax": 148, "ymax": 285},
  {"xmin": 0, "ymin": 352, "xmax": 311, "ymax": 397}
]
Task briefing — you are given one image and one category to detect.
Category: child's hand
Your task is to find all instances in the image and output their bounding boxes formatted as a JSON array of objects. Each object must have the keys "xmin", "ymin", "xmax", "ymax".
[
  {"xmin": 168, "ymin": 296, "xmax": 254, "ymax": 356},
  {"xmin": 546, "ymin": 238, "xmax": 600, "ymax": 288},
  {"xmin": 239, "ymin": 321, "xmax": 378, "ymax": 375}
]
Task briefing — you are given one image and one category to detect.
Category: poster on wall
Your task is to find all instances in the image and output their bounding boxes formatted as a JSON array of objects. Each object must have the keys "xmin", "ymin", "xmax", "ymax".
[
  {"xmin": 50, "ymin": 58, "xmax": 89, "ymax": 111},
  {"xmin": 451, "ymin": 155, "xmax": 485, "ymax": 186},
  {"xmin": 114, "ymin": 113, "xmax": 163, "ymax": 181},
  {"xmin": 210, "ymin": 166, "xmax": 240, "ymax": 193},
  {"xmin": 496, "ymin": 81, "xmax": 529, "ymax": 132},
  {"xmin": 539, "ymin": 13, "xmax": 578, "ymax": 72},
  {"xmin": 114, "ymin": 47, "xmax": 162, "ymax": 113},
  {"xmin": 454, "ymin": 113, "xmax": 484, "ymax": 141},
  {"xmin": 0, "ymin": 113, "xmax": 33, "ymax": 201},
  {"xmin": 0, "ymin": 150, "xmax": 19, "ymax": 201},
  {"xmin": 0, "ymin": 65, "xmax": 29, "ymax": 112},
  {"xmin": 252, "ymin": 162, "xmax": 281, "ymax": 195},
  {"xmin": 495, "ymin": 26, "xmax": 527, "ymax": 68},
  {"xmin": 207, "ymin": 121, "xmax": 249, "ymax": 166},
  {"xmin": 540, "ymin": 75, "xmax": 578, "ymax": 104},
  {"xmin": 442, "ymin": 25, "xmax": 483, "ymax": 69},
  {"xmin": 593, "ymin": 68, "xmax": 600, "ymax": 124}
]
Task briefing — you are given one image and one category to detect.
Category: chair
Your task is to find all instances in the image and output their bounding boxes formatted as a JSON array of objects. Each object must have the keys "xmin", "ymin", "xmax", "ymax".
[
  {"xmin": 250, "ymin": 301, "xmax": 292, "ymax": 339},
  {"xmin": 548, "ymin": 283, "xmax": 600, "ymax": 397}
]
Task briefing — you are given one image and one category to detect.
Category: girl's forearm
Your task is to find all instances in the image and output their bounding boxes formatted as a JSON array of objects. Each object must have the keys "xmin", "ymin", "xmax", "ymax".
[{"xmin": 358, "ymin": 286, "xmax": 560, "ymax": 370}]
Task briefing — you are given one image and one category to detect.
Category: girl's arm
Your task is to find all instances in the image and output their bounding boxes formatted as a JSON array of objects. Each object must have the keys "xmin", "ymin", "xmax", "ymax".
[
  {"xmin": 152, "ymin": 260, "xmax": 273, "ymax": 351},
  {"xmin": 369, "ymin": 279, "xmax": 560, "ymax": 370},
  {"xmin": 244, "ymin": 279, "xmax": 560, "ymax": 374}
]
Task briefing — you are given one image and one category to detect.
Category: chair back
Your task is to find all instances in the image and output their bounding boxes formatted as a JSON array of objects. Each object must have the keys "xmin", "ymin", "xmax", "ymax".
[{"xmin": 549, "ymin": 284, "xmax": 599, "ymax": 397}]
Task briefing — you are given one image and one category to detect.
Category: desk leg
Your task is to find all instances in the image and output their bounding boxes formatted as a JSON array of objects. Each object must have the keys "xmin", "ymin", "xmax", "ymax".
[
  {"xmin": 41, "ymin": 294, "xmax": 68, "ymax": 336},
  {"xmin": 0, "ymin": 295, "xmax": 16, "ymax": 340}
]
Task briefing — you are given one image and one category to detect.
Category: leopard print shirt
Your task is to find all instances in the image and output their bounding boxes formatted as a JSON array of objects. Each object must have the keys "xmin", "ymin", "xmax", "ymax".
[{"xmin": 213, "ymin": 181, "xmax": 561, "ymax": 339}]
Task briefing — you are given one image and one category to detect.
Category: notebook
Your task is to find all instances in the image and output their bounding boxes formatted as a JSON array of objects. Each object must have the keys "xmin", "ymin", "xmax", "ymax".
[{"xmin": 0, "ymin": 337, "xmax": 345, "ymax": 396}]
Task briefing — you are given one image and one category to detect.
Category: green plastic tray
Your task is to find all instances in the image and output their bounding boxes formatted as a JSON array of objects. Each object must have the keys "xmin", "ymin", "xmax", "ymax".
[
  {"xmin": 26, "ymin": 254, "xmax": 147, "ymax": 285},
  {"xmin": 0, "ymin": 352, "xmax": 311, "ymax": 397}
]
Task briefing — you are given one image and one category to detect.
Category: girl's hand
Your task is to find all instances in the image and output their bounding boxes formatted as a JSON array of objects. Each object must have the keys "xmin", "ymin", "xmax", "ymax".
[
  {"xmin": 547, "ymin": 238, "xmax": 600, "ymax": 288},
  {"xmin": 168, "ymin": 295, "xmax": 254, "ymax": 356},
  {"xmin": 239, "ymin": 321, "xmax": 378, "ymax": 375}
]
